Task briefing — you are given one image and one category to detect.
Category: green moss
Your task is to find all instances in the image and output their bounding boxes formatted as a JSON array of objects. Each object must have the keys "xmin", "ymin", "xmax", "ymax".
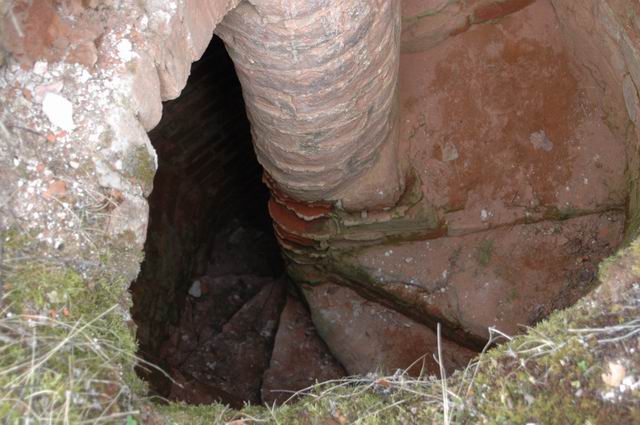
[
  {"xmin": 160, "ymin": 380, "xmax": 449, "ymax": 425},
  {"xmin": 460, "ymin": 274, "xmax": 640, "ymax": 424},
  {"xmin": 124, "ymin": 144, "xmax": 156, "ymax": 195},
  {"xmin": 0, "ymin": 263, "xmax": 145, "ymax": 423},
  {"xmin": 507, "ymin": 286, "xmax": 519, "ymax": 302},
  {"xmin": 624, "ymin": 179, "xmax": 640, "ymax": 244},
  {"xmin": 476, "ymin": 239, "xmax": 494, "ymax": 266},
  {"xmin": 1, "ymin": 226, "xmax": 32, "ymax": 253},
  {"xmin": 5, "ymin": 247, "xmax": 635, "ymax": 425}
]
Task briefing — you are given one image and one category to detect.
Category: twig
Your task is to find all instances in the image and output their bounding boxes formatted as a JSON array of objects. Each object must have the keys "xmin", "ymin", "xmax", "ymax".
[{"xmin": 437, "ymin": 323, "xmax": 450, "ymax": 425}]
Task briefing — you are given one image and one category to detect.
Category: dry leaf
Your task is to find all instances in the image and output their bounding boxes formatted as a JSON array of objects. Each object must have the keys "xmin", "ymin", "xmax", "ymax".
[
  {"xmin": 602, "ymin": 362, "xmax": 625, "ymax": 387},
  {"xmin": 333, "ymin": 409, "xmax": 347, "ymax": 425},
  {"xmin": 375, "ymin": 378, "xmax": 391, "ymax": 387},
  {"xmin": 43, "ymin": 180, "xmax": 67, "ymax": 199}
]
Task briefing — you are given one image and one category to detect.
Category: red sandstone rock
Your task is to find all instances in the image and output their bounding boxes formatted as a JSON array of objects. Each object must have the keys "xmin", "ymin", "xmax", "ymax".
[
  {"xmin": 43, "ymin": 180, "xmax": 67, "ymax": 199},
  {"xmin": 268, "ymin": 198, "xmax": 329, "ymax": 240},
  {"xmin": 401, "ymin": 0, "xmax": 534, "ymax": 53},
  {"xmin": 66, "ymin": 42, "xmax": 98, "ymax": 68},
  {"xmin": 340, "ymin": 212, "xmax": 624, "ymax": 341},
  {"xmin": 400, "ymin": 0, "xmax": 627, "ymax": 236},
  {"xmin": 1, "ymin": 0, "xmax": 102, "ymax": 66},
  {"xmin": 302, "ymin": 282, "xmax": 476, "ymax": 377},
  {"xmin": 262, "ymin": 295, "xmax": 346, "ymax": 405},
  {"xmin": 1, "ymin": 0, "xmax": 639, "ymax": 412},
  {"xmin": 265, "ymin": 180, "xmax": 333, "ymax": 221},
  {"xmin": 472, "ymin": 0, "xmax": 536, "ymax": 23},
  {"xmin": 401, "ymin": 0, "xmax": 470, "ymax": 53},
  {"xmin": 550, "ymin": 0, "xmax": 637, "ymax": 137}
]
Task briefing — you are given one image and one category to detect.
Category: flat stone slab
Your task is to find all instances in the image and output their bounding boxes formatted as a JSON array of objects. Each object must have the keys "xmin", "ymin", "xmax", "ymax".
[
  {"xmin": 302, "ymin": 282, "xmax": 476, "ymax": 377},
  {"xmin": 335, "ymin": 212, "xmax": 624, "ymax": 341},
  {"xmin": 178, "ymin": 280, "xmax": 286, "ymax": 405},
  {"xmin": 262, "ymin": 295, "xmax": 346, "ymax": 405}
]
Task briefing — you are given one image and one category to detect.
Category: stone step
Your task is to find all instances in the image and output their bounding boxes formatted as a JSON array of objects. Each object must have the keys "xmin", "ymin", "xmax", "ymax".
[
  {"xmin": 302, "ymin": 282, "xmax": 476, "ymax": 378},
  {"xmin": 169, "ymin": 279, "xmax": 286, "ymax": 405},
  {"xmin": 330, "ymin": 212, "xmax": 624, "ymax": 342},
  {"xmin": 261, "ymin": 294, "xmax": 346, "ymax": 405}
]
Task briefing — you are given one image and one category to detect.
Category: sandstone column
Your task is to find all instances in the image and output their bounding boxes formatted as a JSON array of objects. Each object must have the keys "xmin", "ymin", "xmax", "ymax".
[{"xmin": 216, "ymin": 0, "xmax": 403, "ymax": 211}]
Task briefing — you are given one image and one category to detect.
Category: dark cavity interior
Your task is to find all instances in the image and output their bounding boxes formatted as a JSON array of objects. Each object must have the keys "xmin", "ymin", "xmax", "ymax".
[{"xmin": 130, "ymin": 36, "xmax": 346, "ymax": 407}]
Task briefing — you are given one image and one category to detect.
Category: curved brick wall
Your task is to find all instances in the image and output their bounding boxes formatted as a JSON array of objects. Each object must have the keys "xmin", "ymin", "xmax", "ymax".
[{"xmin": 215, "ymin": 0, "xmax": 405, "ymax": 210}]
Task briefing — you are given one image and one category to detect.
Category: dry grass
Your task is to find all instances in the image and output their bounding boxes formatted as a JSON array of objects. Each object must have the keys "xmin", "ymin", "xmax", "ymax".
[
  {"xmin": 161, "ymin": 276, "xmax": 640, "ymax": 424},
  {"xmin": 0, "ymin": 302, "xmax": 140, "ymax": 424}
]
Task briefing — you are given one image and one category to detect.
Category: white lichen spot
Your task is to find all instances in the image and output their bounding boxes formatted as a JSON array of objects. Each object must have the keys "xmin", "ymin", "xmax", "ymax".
[
  {"xmin": 33, "ymin": 61, "xmax": 48, "ymax": 76},
  {"xmin": 529, "ymin": 130, "xmax": 553, "ymax": 151},
  {"xmin": 78, "ymin": 69, "xmax": 92, "ymax": 84},
  {"xmin": 480, "ymin": 209, "xmax": 492, "ymax": 221},
  {"xmin": 116, "ymin": 39, "xmax": 135, "ymax": 62},
  {"xmin": 42, "ymin": 92, "xmax": 75, "ymax": 131},
  {"xmin": 442, "ymin": 142, "xmax": 459, "ymax": 162}
]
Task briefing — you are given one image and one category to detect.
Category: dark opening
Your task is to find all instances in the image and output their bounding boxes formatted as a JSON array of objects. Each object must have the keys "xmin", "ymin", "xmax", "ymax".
[{"xmin": 130, "ymin": 36, "xmax": 345, "ymax": 407}]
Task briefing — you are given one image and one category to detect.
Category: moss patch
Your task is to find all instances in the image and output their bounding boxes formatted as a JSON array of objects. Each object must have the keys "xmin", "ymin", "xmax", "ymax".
[
  {"xmin": 0, "ymin": 260, "xmax": 148, "ymax": 423},
  {"xmin": 475, "ymin": 239, "xmax": 494, "ymax": 266},
  {"xmin": 124, "ymin": 144, "xmax": 156, "ymax": 196}
]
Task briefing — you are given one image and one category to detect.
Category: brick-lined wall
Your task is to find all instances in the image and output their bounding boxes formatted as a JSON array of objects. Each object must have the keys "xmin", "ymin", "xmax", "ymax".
[{"xmin": 130, "ymin": 36, "xmax": 266, "ymax": 363}]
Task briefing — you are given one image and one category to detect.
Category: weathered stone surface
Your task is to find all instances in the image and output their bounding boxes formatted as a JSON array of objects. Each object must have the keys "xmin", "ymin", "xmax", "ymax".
[
  {"xmin": 623, "ymin": 75, "xmax": 640, "ymax": 129},
  {"xmin": 336, "ymin": 212, "xmax": 624, "ymax": 341},
  {"xmin": 0, "ymin": 0, "xmax": 102, "ymax": 66},
  {"xmin": 1, "ymin": 0, "xmax": 640, "ymax": 414},
  {"xmin": 400, "ymin": 0, "xmax": 536, "ymax": 53},
  {"xmin": 303, "ymin": 282, "xmax": 476, "ymax": 377},
  {"xmin": 142, "ymin": 0, "xmax": 241, "ymax": 100},
  {"xmin": 550, "ymin": 0, "xmax": 636, "ymax": 136},
  {"xmin": 216, "ymin": 0, "xmax": 404, "ymax": 207},
  {"xmin": 128, "ymin": 51, "xmax": 163, "ymax": 130},
  {"xmin": 401, "ymin": 0, "xmax": 627, "ymax": 236},
  {"xmin": 0, "ymin": 0, "xmax": 244, "ymax": 291},
  {"xmin": 401, "ymin": 0, "xmax": 468, "ymax": 53},
  {"xmin": 262, "ymin": 295, "xmax": 346, "ymax": 405},
  {"xmin": 183, "ymin": 0, "xmax": 242, "ymax": 61},
  {"xmin": 471, "ymin": 0, "xmax": 536, "ymax": 23},
  {"xmin": 179, "ymin": 281, "xmax": 286, "ymax": 405}
]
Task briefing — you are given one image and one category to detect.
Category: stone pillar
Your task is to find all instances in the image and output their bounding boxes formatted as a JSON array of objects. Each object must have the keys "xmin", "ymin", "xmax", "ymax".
[{"xmin": 216, "ymin": 0, "xmax": 404, "ymax": 211}]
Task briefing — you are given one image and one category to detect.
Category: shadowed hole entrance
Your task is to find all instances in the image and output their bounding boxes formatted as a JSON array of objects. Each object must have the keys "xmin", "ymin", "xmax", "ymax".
[
  {"xmin": 129, "ymin": 36, "xmax": 347, "ymax": 408},
  {"xmin": 129, "ymin": 1, "xmax": 631, "ymax": 409}
]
